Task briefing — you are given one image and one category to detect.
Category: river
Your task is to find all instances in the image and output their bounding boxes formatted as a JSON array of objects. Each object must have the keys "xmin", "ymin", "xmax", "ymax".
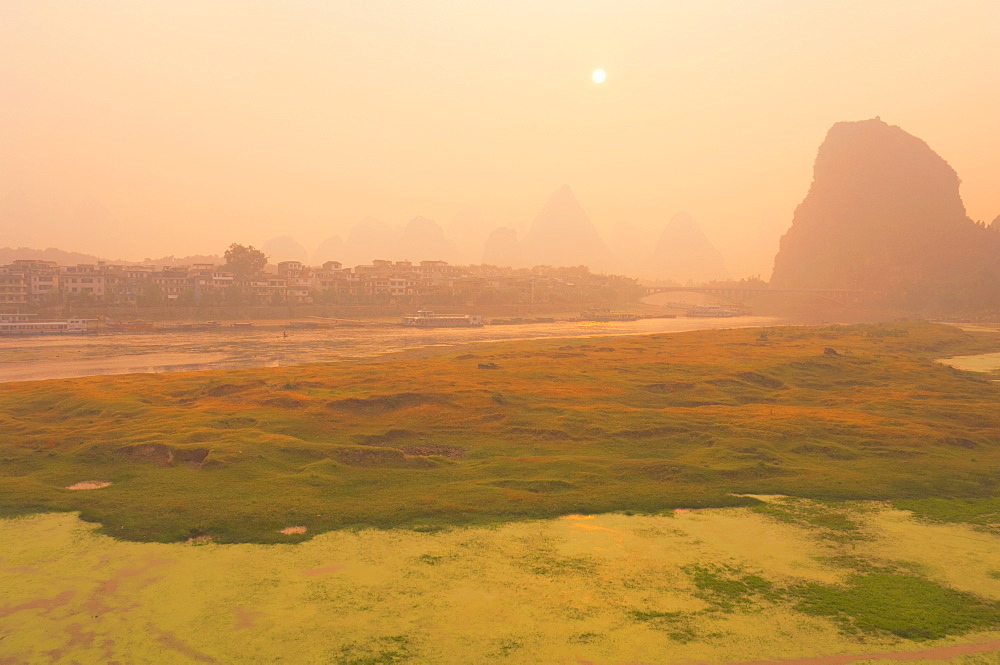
[{"xmin": 0, "ymin": 315, "xmax": 779, "ymax": 382}]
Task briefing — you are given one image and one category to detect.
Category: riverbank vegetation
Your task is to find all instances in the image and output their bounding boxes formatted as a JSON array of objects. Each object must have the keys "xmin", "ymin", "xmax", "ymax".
[{"xmin": 0, "ymin": 321, "xmax": 997, "ymax": 544}]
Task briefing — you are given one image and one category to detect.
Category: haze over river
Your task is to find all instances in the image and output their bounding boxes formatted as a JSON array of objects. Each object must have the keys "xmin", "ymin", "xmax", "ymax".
[{"xmin": 0, "ymin": 316, "xmax": 779, "ymax": 383}]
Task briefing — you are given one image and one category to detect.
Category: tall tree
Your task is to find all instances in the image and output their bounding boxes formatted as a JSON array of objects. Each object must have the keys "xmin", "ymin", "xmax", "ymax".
[{"xmin": 224, "ymin": 243, "xmax": 268, "ymax": 278}]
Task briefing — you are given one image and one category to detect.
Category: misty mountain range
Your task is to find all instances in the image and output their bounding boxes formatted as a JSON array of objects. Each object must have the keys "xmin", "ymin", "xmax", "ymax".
[
  {"xmin": 256, "ymin": 186, "xmax": 729, "ymax": 282},
  {"xmin": 6, "ymin": 118, "xmax": 998, "ymax": 298}
]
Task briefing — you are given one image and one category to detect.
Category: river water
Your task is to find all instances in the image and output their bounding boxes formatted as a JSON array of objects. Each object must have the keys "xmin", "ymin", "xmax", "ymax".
[{"xmin": 0, "ymin": 315, "xmax": 779, "ymax": 383}]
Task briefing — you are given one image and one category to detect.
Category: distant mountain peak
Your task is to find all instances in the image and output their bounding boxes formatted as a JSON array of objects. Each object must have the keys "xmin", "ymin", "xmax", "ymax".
[
  {"xmin": 262, "ymin": 236, "xmax": 309, "ymax": 264},
  {"xmin": 521, "ymin": 186, "xmax": 611, "ymax": 270},
  {"xmin": 648, "ymin": 212, "xmax": 728, "ymax": 282}
]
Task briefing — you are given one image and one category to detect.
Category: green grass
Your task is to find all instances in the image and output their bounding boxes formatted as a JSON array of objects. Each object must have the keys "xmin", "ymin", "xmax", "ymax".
[
  {"xmin": 682, "ymin": 563, "xmax": 780, "ymax": 611},
  {"xmin": 895, "ymin": 497, "xmax": 1000, "ymax": 529},
  {"xmin": 793, "ymin": 573, "xmax": 1000, "ymax": 640},
  {"xmin": 0, "ymin": 321, "xmax": 998, "ymax": 543}
]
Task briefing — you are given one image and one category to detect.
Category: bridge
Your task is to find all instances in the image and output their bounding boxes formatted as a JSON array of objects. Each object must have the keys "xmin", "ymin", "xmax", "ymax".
[{"xmin": 642, "ymin": 285, "xmax": 867, "ymax": 305}]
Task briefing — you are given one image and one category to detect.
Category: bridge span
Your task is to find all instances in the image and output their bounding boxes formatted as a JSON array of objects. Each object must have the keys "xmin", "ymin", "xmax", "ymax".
[{"xmin": 642, "ymin": 285, "xmax": 867, "ymax": 305}]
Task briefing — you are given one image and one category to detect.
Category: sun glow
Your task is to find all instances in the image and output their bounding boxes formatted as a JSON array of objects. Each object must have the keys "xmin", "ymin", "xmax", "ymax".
[{"xmin": 591, "ymin": 68, "xmax": 606, "ymax": 84}]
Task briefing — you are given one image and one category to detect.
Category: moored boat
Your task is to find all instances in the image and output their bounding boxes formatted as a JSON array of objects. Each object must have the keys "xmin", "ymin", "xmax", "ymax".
[
  {"xmin": 402, "ymin": 310, "xmax": 484, "ymax": 327},
  {"xmin": 685, "ymin": 304, "xmax": 751, "ymax": 317},
  {"xmin": 581, "ymin": 308, "xmax": 639, "ymax": 322},
  {"xmin": 0, "ymin": 313, "xmax": 96, "ymax": 335}
]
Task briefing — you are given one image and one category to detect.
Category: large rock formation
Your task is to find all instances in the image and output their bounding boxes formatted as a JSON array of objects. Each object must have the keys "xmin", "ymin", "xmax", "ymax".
[
  {"xmin": 261, "ymin": 235, "xmax": 309, "ymax": 264},
  {"xmin": 771, "ymin": 118, "xmax": 1000, "ymax": 306},
  {"xmin": 482, "ymin": 227, "xmax": 523, "ymax": 267},
  {"xmin": 520, "ymin": 186, "xmax": 611, "ymax": 270},
  {"xmin": 312, "ymin": 234, "xmax": 344, "ymax": 266},
  {"xmin": 342, "ymin": 217, "xmax": 397, "ymax": 266},
  {"xmin": 447, "ymin": 210, "xmax": 493, "ymax": 265},
  {"xmin": 648, "ymin": 212, "xmax": 728, "ymax": 282},
  {"xmin": 399, "ymin": 216, "xmax": 456, "ymax": 263}
]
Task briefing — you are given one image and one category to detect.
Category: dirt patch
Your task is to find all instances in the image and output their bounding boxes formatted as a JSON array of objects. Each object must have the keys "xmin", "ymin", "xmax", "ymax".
[
  {"xmin": 84, "ymin": 558, "xmax": 171, "ymax": 616},
  {"xmin": 233, "ymin": 606, "xmax": 260, "ymax": 630},
  {"xmin": 185, "ymin": 535, "xmax": 214, "ymax": 545},
  {"xmin": 617, "ymin": 425, "xmax": 687, "ymax": 439},
  {"xmin": 326, "ymin": 392, "xmax": 453, "ymax": 414},
  {"xmin": 938, "ymin": 436, "xmax": 978, "ymax": 449},
  {"xmin": 279, "ymin": 526, "xmax": 307, "ymax": 535},
  {"xmin": 791, "ymin": 443, "xmax": 859, "ymax": 460},
  {"xmin": 0, "ymin": 590, "xmax": 74, "ymax": 619},
  {"xmin": 205, "ymin": 382, "xmax": 262, "ymax": 398},
  {"xmin": 399, "ymin": 444, "xmax": 465, "ymax": 459},
  {"xmin": 115, "ymin": 444, "xmax": 209, "ymax": 467},
  {"xmin": 66, "ymin": 481, "xmax": 111, "ymax": 490},
  {"xmin": 213, "ymin": 416, "xmax": 257, "ymax": 429},
  {"xmin": 261, "ymin": 395, "xmax": 307, "ymax": 409},
  {"xmin": 504, "ymin": 426, "xmax": 574, "ymax": 441},
  {"xmin": 156, "ymin": 628, "xmax": 218, "ymax": 663},
  {"xmin": 333, "ymin": 446, "xmax": 437, "ymax": 469},
  {"xmin": 492, "ymin": 479, "xmax": 575, "ymax": 493},
  {"xmin": 354, "ymin": 429, "xmax": 417, "ymax": 446},
  {"xmin": 722, "ymin": 638, "xmax": 1000, "ymax": 665},
  {"xmin": 736, "ymin": 372, "xmax": 786, "ymax": 389},
  {"xmin": 643, "ymin": 382, "xmax": 695, "ymax": 393},
  {"xmin": 303, "ymin": 564, "xmax": 345, "ymax": 577},
  {"xmin": 353, "ymin": 431, "xmax": 465, "ymax": 459}
]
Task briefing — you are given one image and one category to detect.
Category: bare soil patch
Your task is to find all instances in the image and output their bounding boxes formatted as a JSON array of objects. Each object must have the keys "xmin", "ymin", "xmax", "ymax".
[{"xmin": 65, "ymin": 481, "xmax": 111, "ymax": 490}]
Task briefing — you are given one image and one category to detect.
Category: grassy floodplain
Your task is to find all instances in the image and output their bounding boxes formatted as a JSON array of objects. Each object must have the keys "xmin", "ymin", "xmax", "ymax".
[
  {"xmin": 1, "ymin": 321, "xmax": 998, "ymax": 543},
  {"xmin": 1, "ymin": 321, "xmax": 1000, "ymax": 663}
]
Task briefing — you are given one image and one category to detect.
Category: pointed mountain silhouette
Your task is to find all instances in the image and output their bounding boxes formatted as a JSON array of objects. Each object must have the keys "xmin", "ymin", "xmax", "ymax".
[
  {"xmin": 261, "ymin": 236, "xmax": 309, "ymax": 264},
  {"xmin": 448, "ymin": 210, "xmax": 494, "ymax": 265},
  {"xmin": 342, "ymin": 217, "xmax": 397, "ymax": 266},
  {"xmin": 648, "ymin": 212, "xmax": 728, "ymax": 282},
  {"xmin": 399, "ymin": 216, "xmax": 456, "ymax": 262},
  {"xmin": 312, "ymin": 234, "xmax": 344, "ymax": 266},
  {"xmin": 482, "ymin": 227, "xmax": 523, "ymax": 267},
  {"xmin": 520, "ymin": 186, "xmax": 611, "ymax": 270}
]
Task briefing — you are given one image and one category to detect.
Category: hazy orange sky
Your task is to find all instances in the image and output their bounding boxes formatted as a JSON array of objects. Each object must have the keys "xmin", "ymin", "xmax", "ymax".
[{"xmin": 3, "ymin": 1, "xmax": 998, "ymax": 277}]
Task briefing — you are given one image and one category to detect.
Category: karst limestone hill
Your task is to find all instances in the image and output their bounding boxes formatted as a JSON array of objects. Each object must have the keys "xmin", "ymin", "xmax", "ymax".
[
  {"xmin": 261, "ymin": 235, "xmax": 309, "ymax": 264},
  {"xmin": 647, "ymin": 212, "xmax": 729, "ymax": 282},
  {"xmin": 771, "ymin": 118, "xmax": 1000, "ymax": 308},
  {"xmin": 519, "ymin": 185, "xmax": 613, "ymax": 271},
  {"xmin": 482, "ymin": 226, "xmax": 523, "ymax": 267}
]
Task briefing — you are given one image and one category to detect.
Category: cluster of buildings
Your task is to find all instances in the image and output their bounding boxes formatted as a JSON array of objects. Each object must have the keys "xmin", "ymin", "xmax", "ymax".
[{"xmin": 0, "ymin": 259, "xmax": 565, "ymax": 308}]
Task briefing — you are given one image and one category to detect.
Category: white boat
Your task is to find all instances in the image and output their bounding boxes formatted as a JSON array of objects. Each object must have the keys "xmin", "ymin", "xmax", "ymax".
[
  {"xmin": 402, "ymin": 310, "xmax": 484, "ymax": 327},
  {"xmin": 685, "ymin": 304, "xmax": 751, "ymax": 317},
  {"xmin": 581, "ymin": 308, "xmax": 639, "ymax": 322},
  {"xmin": 0, "ymin": 313, "xmax": 96, "ymax": 335}
]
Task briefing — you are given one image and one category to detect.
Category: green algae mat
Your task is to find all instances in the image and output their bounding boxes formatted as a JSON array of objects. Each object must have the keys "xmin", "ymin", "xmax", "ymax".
[
  {"xmin": 1, "ymin": 500, "xmax": 999, "ymax": 664},
  {"xmin": 0, "ymin": 321, "xmax": 998, "ymax": 544}
]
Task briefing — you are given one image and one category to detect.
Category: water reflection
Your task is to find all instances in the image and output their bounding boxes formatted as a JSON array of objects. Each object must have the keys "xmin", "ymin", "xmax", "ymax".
[{"xmin": 0, "ymin": 316, "xmax": 780, "ymax": 382}]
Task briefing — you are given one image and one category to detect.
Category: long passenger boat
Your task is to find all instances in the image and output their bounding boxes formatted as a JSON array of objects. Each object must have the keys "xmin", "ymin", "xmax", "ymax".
[
  {"xmin": 401, "ymin": 310, "xmax": 484, "ymax": 327},
  {"xmin": 0, "ymin": 313, "xmax": 96, "ymax": 335}
]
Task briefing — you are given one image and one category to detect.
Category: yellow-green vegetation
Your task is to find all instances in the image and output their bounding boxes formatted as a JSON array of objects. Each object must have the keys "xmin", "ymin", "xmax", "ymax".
[
  {"xmin": 1, "ymin": 500, "xmax": 999, "ymax": 664},
  {"xmin": 0, "ymin": 322, "xmax": 998, "ymax": 544}
]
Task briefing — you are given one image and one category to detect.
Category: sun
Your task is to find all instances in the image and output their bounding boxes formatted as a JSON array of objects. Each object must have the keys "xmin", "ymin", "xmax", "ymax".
[{"xmin": 591, "ymin": 68, "xmax": 606, "ymax": 84}]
